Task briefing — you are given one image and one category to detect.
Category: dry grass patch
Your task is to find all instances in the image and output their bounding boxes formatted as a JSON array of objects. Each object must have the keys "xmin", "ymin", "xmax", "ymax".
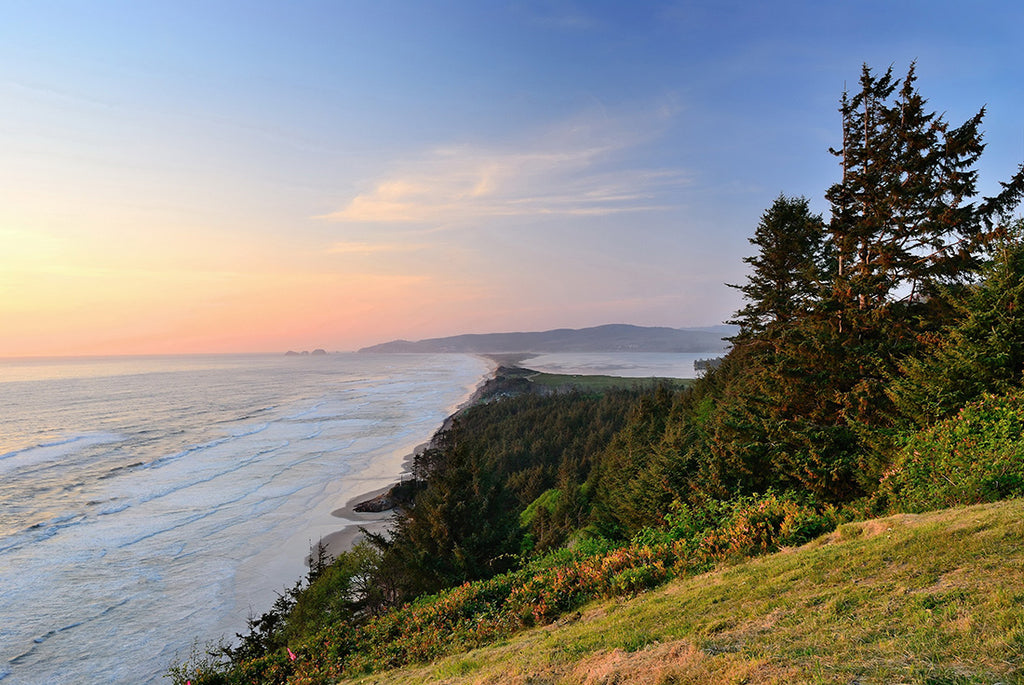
[{"xmin": 568, "ymin": 641, "xmax": 798, "ymax": 685}]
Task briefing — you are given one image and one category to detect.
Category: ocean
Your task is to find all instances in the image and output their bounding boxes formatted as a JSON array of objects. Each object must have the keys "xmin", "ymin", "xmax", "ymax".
[{"xmin": 0, "ymin": 353, "xmax": 490, "ymax": 685}]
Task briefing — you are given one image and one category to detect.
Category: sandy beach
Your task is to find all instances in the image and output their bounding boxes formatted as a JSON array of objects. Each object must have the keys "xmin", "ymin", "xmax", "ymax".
[
  {"xmin": 310, "ymin": 355, "xmax": 519, "ymax": 563},
  {"xmin": 315, "ymin": 445, "xmax": 422, "ymax": 560}
]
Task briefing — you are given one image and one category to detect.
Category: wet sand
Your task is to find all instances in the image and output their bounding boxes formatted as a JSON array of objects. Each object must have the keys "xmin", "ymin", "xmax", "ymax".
[
  {"xmin": 314, "ymin": 445, "xmax": 423, "ymax": 560},
  {"xmin": 309, "ymin": 353, "xmax": 538, "ymax": 564}
]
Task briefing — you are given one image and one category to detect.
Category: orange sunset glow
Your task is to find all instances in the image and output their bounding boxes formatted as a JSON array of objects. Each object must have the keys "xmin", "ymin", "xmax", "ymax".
[{"xmin": 3, "ymin": 3, "xmax": 1021, "ymax": 357}]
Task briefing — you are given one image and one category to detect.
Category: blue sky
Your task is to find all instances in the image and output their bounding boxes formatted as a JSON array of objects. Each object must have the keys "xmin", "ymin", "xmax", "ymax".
[{"xmin": 1, "ymin": 1, "xmax": 1022, "ymax": 354}]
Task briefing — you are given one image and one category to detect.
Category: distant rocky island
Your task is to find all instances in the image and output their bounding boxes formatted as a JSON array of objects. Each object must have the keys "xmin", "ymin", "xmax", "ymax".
[
  {"xmin": 285, "ymin": 349, "xmax": 328, "ymax": 356},
  {"xmin": 358, "ymin": 324, "xmax": 733, "ymax": 354}
]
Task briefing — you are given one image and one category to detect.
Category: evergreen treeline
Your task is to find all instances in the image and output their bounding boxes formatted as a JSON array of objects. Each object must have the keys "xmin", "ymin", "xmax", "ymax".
[
  {"xmin": 172, "ymin": 63, "xmax": 1024, "ymax": 683},
  {"xmin": 374, "ymin": 387, "xmax": 645, "ymax": 599}
]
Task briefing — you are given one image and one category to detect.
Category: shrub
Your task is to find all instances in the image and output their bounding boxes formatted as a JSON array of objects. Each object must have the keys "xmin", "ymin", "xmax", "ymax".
[
  {"xmin": 169, "ymin": 494, "xmax": 838, "ymax": 684},
  {"xmin": 696, "ymin": 493, "xmax": 837, "ymax": 560},
  {"xmin": 610, "ymin": 564, "xmax": 668, "ymax": 595},
  {"xmin": 879, "ymin": 390, "xmax": 1024, "ymax": 512}
]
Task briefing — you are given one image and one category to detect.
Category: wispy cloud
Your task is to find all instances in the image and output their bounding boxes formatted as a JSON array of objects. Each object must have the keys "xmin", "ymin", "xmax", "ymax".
[{"xmin": 318, "ymin": 110, "xmax": 687, "ymax": 225}]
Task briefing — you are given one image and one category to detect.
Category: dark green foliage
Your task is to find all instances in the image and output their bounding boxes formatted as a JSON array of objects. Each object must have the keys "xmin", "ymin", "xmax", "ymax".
[
  {"xmin": 590, "ymin": 383, "xmax": 683, "ymax": 535},
  {"xmin": 728, "ymin": 194, "xmax": 828, "ymax": 340},
  {"xmin": 520, "ymin": 488, "xmax": 567, "ymax": 553},
  {"xmin": 820, "ymin": 62, "xmax": 1024, "ymax": 446},
  {"xmin": 670, "ymin": 347, "xmax": 779, "ymax": 499},
  {"xmin": 879, "ymin": 391, "xmax": 1024, "ymax": 512},
  {"xmin": 376, "ymin": 439, "xmax": 522, "ymax": 596},
  {"xmin": 719, "ymin": 198, "xmax": 844, "ymax": 499},
  {"xmin": 890, "ymin": 223, "xmax": 1024, "ymax": 428},
  {"xmin": 375, "ymin": 388, "xmax": 643, "ymax": 599},
  {"xmin": 282, "ymin": 542, "xmax": 382, "ymax": 641},
  {"xmin": 666, "ymin": 317, "xmax": 864, "ymax": 506},
  {"xmin": 226, "ymin": 541, "xmax": 334, "ymax": 663},
  {"xmin": 671, "ymin": 64, "xmax": 1024, "ymax": 506},
  {"xmin": 520, "ymin": 488, "xmax": 562, "ymax": 529}
]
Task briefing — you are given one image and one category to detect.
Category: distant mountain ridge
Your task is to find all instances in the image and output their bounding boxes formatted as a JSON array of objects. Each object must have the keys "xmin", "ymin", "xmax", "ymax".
[{"xmin": 358, "ymin": 324, "xmax": 733, "ymax": 354}]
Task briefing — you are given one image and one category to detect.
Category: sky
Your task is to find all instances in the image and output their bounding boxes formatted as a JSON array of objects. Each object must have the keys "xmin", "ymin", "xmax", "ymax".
[{"xmin": 2, "ymin": 1, "xmax": 1023, "ymax": 356}]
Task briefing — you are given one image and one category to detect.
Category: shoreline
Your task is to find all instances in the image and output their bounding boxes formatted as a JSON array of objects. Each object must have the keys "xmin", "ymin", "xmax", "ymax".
[
  {"xmin": 308, "ymin": 350, "xmax": 709, "ymax": 563},
  {"xmin": 312, "ymin": 353, "xmax": 529, "ymax": 562},
  {"xmin": 315, "ymin": 443, "xmax": 423, "ymax": 560}
]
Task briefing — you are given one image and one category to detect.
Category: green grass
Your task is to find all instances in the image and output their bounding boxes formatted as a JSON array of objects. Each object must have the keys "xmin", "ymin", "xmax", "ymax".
[
  {"xmin": 340, "ymin": 499, "xmax": 1024, "ymax": 684},
  {"xmin": 526, "ymin": 371, "xmax": 693, "ymax": 392}
]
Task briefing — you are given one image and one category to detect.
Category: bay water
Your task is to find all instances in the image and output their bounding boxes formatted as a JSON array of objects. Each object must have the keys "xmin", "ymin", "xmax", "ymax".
[
  {"xmin": 523, "ymin": 351, "xmax": 723, "ymax": 379},
  {"xmin": 0, "ymin": 353, "xmax": 490, "ymax": 684}
]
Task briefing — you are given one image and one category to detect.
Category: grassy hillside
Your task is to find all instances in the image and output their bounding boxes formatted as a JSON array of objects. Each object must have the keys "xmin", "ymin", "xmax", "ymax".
[
  {"xmin": 340, "ymin": 499, "xmax": 1024, "ymax": 685},
  {"xmin": 526, "ymin": 371, "xmax": 693, "ymax": 392}
]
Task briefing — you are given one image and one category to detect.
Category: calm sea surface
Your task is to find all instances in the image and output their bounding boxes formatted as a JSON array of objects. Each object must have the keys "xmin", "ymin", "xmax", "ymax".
[
  {"xmin": 0, "ymin": 353, "xmax": 489, "ymax": 684},
  {"xmin": 522, "ymin": 351, "xmax": 723, "ymax": 378}
]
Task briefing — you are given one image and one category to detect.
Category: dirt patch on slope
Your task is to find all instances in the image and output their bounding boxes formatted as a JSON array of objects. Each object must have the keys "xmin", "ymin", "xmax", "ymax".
[{"xmin": 566, "ymin": 640, "xmax": 797, "ymax": 684}]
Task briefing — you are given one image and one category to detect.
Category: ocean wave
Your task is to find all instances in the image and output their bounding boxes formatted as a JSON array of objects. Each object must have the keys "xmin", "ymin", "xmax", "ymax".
[
  {"xmin": 0, "ymin": 352, "xmax": 493, "ymax": 684},
  {"xmin": 1, "ymin": 436, "xmax": 304, "ymax": 554},
  {"xmin": 0, "ymin": 512, "xmax": 89, "ymax": 555},
  {"xmin": 228, "ymin": 422, "xmax": 270, "ymax": 438},
  {"xmin": 7, "ymin": 644, "xmax": 35, "ymax": 666},
  {"xmin": 98, "ymin": 503, "xmax": 131, "ymax": 516},
  {"xmin": 0, "ymin": 433, "xmax": 123, "ymax": 476},
  {"xmin": 285, "ymin": 401, "xmax": 328, "ymax": 420},
  {"xmin": 97, "ymin": 461, "xmax": 145, "ymax": 480},
  {"xmin": 117, "ymin": 442, "xmax": 337, "ymax": 550},
  {"xmin": 222, "ymin": 404, "xmax": 279, "ymax": 424},
  {"xmin": 5, "ymin": 599, "xmax": 129, "ymax": 670},
  {"xmin": 0, "ymin": 503, "xmax": 103, "ymax": 555},
  {"xmin": 144, "ymin": 436, "xmax": 233, "ymax": 469},
  {"xmin": 0, "ymin": 435, "xmax": 87, "ymax": 460},
  {"xmin": 143, "ymin": 418, "xmax": 294, "ymax": 471}
]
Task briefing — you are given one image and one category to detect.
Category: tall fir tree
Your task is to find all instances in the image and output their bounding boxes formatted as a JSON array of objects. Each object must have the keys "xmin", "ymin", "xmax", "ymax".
[
  {"xmin": 823, "ymin": 62, "xmax": 1024, "ymax": 432},
  {"xmin": 825, "ymin": 63, "xmax": 1024, "ymax": 330},
  {"xmin": 708, "ymin": 194, "xmax": 861, "ymax": 500},
  {"xmin": 827, "ymin": 64, "xmax": 988, "ymax": 312},
  {"xmin": 728, "ymin": 194, "xmax": 827, "ymax": 343}
]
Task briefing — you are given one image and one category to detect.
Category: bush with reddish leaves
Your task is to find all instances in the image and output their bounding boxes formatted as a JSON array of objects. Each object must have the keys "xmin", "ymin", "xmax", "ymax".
[{"xmin": 171, "ymin": 493, "xmax": 834, "ymax": 684}]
